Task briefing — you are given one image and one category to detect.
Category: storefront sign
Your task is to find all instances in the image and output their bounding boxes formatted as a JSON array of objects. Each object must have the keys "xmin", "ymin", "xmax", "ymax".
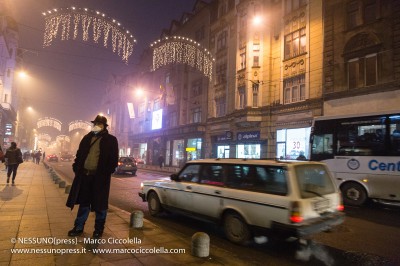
[
  {"xmin": 237, "ymin": 131, "xmax": 260, "ymax": 141},
  {"xmin": 186, "ymin": 147, "xmax": 196, "ymax": 152},
  {"xmin": 215, "ymin": 135, "xmax": 229, "ymax": 142}
]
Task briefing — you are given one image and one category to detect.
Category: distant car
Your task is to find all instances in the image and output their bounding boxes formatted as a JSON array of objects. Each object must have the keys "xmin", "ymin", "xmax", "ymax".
[
  {"xmin": 135, "ymin": 158, "xmax": 145, "ymax": 164},
  {"xmin": 47, "ymin": 154, "xmax": 58, "ymax": 162},
  {"xmin": 60, "ymin": 154, "xmax": 74, "ymax": 162},
  {"xmin": 115, "ymin": 157, "xmax": 137, "ymax": 175}
]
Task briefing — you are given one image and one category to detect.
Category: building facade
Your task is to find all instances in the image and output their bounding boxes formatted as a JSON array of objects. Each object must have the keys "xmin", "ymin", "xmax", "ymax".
[
  {"xmin": 0, "ymin": 5, "xmax": 19, "ymax": 150},
  {"xmin": 106, "ymin": 0, "xmax": 400, "ymax": 167},
  {"xmin": 323, "ymin": 0, "xmax": 400, "ymax": 116}
]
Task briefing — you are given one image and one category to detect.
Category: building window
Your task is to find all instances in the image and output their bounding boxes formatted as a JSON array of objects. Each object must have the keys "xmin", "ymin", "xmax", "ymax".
[
  {"xmin": 283, "ymin": 74, "xmax": 306, "ymax": 104},
  {"xmin": 215, "ymin": 97, "xmax": 226, "ymax": 117},
  {"xmin": 168, "ymin": 111, "xmax": 178, "ymax": 128},
  {"xmin": 252, "ymin": 83, "xmax": 259, "ymax": 107},
  {"xmin": 364, "ymin": 0, "xmax": 377, "ymax": 24},
  {"xmin": 238, "ymin": 86, "xmax": 246, "ymax": 109},
  {"xmin": 284, "ymin": 28, "xmax": 306, "ymax": 59},
  {"xmin": 285, "ymin": 0, "xmax": 307, "ymax": 14},
  {"xmin": 191, "ymin": 80, "xmax": 202, "ymax": 96},
  {"xmin": 154, "ymin": 99, "xmax": 161, "ymax": 110},
  {"xmin": 218, "ymin": 1, "xmax": 228, "ymax": 18},
  {"xmin": 348, "ymin": 54, "xmax": 377, "ymax": 89},
  {"xmin": 217, "ymin": 30, "xmax": 227, "ymax": 51},
  {"xmin": 253, "ymin": 56, "xmax": 259, "ymax": 67},
  {"xmin": 138, "ymin": 102, "xmax": 145, "ymax": 117},
  {"xmin": 192, "ymin": 107, "xmax": 201, "ymax": 123},
  {"xmin": 195, "ymin": 26, "xmax": 205, "ymax": 41},
  {"xmin": 347, "ymin": 1, "xmax": 361, "ymax": 29},
  {"xmin": 215, "ymin": 61, "xmax": 227, "ymax": 85},
  {"xmin": 240, "ymin": 47, "xmax": 246, "ymax": 70}
]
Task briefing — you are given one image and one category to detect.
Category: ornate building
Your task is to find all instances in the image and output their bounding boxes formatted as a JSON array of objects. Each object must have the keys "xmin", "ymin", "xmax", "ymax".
[{"xmin": 323, "ymin": 0, "xmax": 400, "ymax": 116}]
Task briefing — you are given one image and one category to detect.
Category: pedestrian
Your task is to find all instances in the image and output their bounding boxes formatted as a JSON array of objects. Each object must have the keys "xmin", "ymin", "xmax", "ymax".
[
  {"xmin": 4, "ymin": 142, "xmax": 23, "ymax": 185},
  {"xmin": 158, "ymin": 154, "xmax": 164, "ymax": 168},
  {"xmin": 296, "ymin": 151, "xmax": 307, "ymax": 161},
  {"xmin": 66, "ymin": 115, "xmax": 119, "ymax": 239},
  {"xmin": 35, "ymin": 150, "xmax": 42, "ymax": 164}
]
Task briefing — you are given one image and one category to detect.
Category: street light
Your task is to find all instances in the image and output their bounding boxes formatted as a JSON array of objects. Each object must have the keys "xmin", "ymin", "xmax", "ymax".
[{"xmin": 252, "ymin": 15, "xmax": 263, "ymax": 26}]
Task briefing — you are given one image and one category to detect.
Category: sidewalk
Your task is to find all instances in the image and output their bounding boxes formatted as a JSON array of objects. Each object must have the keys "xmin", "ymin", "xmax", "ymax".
[{"xmin": 0, "ymin": 162, "xmax": 255, "ymax": 266}]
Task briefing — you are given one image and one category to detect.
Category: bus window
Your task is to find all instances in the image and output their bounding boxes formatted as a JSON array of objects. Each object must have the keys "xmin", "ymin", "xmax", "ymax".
[{"xmin": 312, "ymin": 134, "xmax": 333, "ymax": 155}]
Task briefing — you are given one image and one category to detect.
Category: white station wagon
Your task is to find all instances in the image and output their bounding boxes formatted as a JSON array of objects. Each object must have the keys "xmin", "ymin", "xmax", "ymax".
[{"xmin": 139, "ymin": 159, "xmax": 344, "ymax": 244}]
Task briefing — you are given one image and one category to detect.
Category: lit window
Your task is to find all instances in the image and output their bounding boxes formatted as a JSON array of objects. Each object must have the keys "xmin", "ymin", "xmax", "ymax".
[
  {"xmin": 284, "ymin": 74, "xmax": 306, "ymax": 104},
  {"xmin": 238, "ymin": 86, "xmax": 246, "ymax": 109},
  {"xmin": 348, "ymin": 54, "xmax": 377, "ymax": 89},
  {"xmin": 284, "ymin": 28, "xmax": 306, "ymax": 59}
]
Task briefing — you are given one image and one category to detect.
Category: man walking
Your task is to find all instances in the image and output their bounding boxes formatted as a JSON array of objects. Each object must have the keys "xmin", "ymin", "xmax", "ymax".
[{"xmin": 66, "ymin": 115, "xmax": 119, "ymax": 238}]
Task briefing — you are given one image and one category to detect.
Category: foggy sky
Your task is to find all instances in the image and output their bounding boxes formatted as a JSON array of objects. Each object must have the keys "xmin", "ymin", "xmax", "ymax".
[{"xmin": 8, "ymin": 0, "xmax": 197, "ymax": 133}]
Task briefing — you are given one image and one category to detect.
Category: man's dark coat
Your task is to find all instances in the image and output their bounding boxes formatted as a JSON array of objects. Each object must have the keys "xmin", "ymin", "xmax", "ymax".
[{"xmin": 66, "ymin": 129, "xmax": 118, "ymax": 211}]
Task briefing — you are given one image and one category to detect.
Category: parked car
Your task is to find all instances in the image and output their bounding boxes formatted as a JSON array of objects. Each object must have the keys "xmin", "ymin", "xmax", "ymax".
[
  {"xmin": 47, "ymin": 154, "xmax": 58, "ymax": 162},
  {"xmin": 115, "ymin": 157, "xmax": 137, "ymax": 175},
  {"xmin": 60, "ymin": 153, "xmax": 74, "ymax": 162},
  {"xmin": 139, "ymin": 159, "xmax": 344, "ymax": 245}
]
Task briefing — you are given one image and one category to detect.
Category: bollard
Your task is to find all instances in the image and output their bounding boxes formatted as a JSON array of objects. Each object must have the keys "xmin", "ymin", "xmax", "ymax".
[
  {"xmin": 65, "ymin": 185, "xmax": 71, "ymax": 194},
  {"xmin": 130, "ymin": 211, "xmax": 144, "ymax": 228},
  {"xmin": 191, "ymin": 232, "xmax": 210, "ymax": 257},
  {"xmin": 59, "ymin": 181, "xmax": 66, "ymax": 188}
]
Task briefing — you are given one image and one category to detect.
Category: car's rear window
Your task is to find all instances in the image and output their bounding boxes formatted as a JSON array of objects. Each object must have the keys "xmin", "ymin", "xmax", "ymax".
[
  {"xmin": 121, "ymin": 158, "xmax": 134, "ymax": 163},
  {"xmin": 295, "ymin": 164, "xmax": 335, "ymax": 198}
]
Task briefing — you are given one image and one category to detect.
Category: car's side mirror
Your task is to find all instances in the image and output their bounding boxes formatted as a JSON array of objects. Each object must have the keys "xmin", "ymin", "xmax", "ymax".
[{"xmin": 170, "ymin": 174, "xmax": 180, "ymax": 182}]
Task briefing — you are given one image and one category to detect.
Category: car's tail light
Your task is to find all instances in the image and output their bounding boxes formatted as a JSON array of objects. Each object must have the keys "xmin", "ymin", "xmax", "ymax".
[
  {"xmin": 337, "ymin": 192, "xmax": 344, "ymax": 211},
  {"xmin": 118, "ymin": 162, "xmax": 123, "ymax": 166},
  {"xmin": 290, "ymin": 201, "xmax": 303, "ymax": 223}
]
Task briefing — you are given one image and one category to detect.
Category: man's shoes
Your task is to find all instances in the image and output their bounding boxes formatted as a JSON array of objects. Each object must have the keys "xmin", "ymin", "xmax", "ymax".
[
  {"xmin": 68, "ymin": 227, "xmax": 84, "ymax": 237},
  {"xmin": 92, "ymin": 230, "xmax": 103, "ymax": 238}
]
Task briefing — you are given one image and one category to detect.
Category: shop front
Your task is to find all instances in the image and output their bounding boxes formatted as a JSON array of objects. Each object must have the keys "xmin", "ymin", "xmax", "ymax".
[
  {"xmin": 236, "ymin": 131, "xmax": 263, "ymax": 159},
  {"xmin": 212, "ymin": 131, "xmax": 267, "ymax": 159},
  {"xmin": 276, "ymin": 127, "xmax": 311, "ymax": 160}
]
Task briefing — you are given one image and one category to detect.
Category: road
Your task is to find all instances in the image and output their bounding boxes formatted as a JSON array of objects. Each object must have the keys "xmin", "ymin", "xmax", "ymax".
[{"xmin": 50, "ymin": 161, "xmax": 400, "ymax": 266}]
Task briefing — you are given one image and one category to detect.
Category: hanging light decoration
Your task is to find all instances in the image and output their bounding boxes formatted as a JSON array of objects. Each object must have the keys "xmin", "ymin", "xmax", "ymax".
[
  {"xmin": 68, "ymin": 120, "xmax": 91, "ymax": 132},
  {"xmin": 151, "ymin": 36, "xmax": 215, "ymax": 81},
  {"xmin": 37, "ymin": 117, "xmax": 62, "ymax": 131},
  {"xmin": 43, "ymin": 7, "xmax": 136, "ymax": 64}
]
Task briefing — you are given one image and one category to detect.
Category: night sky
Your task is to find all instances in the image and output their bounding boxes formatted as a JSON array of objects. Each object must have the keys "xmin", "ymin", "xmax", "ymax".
[{"xmin": 7, "ymin": 0, "xmax": 198, "ymax": 130}]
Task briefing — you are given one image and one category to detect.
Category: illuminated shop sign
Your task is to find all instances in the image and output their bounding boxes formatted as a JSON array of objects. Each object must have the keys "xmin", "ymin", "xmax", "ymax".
[{"xmin": 237, "ymin": 131, "xmax": 260, "ymax": 141}]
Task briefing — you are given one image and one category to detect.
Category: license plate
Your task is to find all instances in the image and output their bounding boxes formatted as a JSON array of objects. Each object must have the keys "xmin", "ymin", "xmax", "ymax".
[
  {"xmin": 313, "ymin": 199, "xmax": 330, "ymax": 212},
  {"xmin": 126, "ymin": 165, "xmax": 131, "ymax": 167}
]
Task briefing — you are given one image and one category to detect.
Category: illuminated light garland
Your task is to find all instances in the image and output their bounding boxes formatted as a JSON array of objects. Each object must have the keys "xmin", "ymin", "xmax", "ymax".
[
  {"xmin": 38, "ymin": 133, "xmax": 52, "ymax": 142},
  {"xmin": 43, "ymin": 7, "xmax": 136, "ymax": 64},
  {"xmin": 151, "ymin": 36, "xmax": 215, "ymax": 80},
  {"xmin": 68, "ymin": 120, "xmax": 91, "ymax": 132},
  {"xmin": 37, "ymin": 117, "xmax": 62, "ymax": 131},
  {"xmin": 56, "ymin": 135, "xmax": 71, "ymax": 143}
]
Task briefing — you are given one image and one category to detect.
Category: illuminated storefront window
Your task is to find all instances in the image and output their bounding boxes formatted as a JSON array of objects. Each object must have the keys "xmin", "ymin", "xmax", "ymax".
[
  {"xmin": 186, "ymin": 138, "xmax": 202, "ymax": 161},
  {"xmin": 172, "ymin": 139, "xmax": 184, "ymax": 167},
  {"xmin": 237, "ymin": 144, "xmax": 260, "ymax": 159},
  {"xmin": 276, "ymin": 127, "xmax": 311, "ymax": 159},
  {"xmin": 217, "ymin": 145, "xmax": 230, "ymax": 158}
]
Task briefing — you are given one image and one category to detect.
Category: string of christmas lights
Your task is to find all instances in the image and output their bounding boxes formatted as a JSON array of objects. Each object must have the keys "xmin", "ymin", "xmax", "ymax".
[
  {"xmin": 68, "ymin": 120, "xmax": 91, "ymax": 132},
  {"xmin": 151, "ymin": 36, "xmax": 215, "ymax": 80},
  {"xmin": 43, "ymin": 7, "xmax": 136, "ymax": 64},
  {"xmin": 37, "ymin": 117, "xmax": 62, "ymax": 131}
]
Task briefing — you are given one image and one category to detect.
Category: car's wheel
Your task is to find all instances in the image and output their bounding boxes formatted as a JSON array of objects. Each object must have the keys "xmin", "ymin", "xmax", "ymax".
[
  {"xmin": 341, "ymin": 182, "xmax": 368, "ymax": 206},
  {"xmin": 223, "ymin": 211, "xmax": 251, "ymax": 245},
  {"xmin": 147, "ymin": 191, "xmax": 162, "ymax": 216}
]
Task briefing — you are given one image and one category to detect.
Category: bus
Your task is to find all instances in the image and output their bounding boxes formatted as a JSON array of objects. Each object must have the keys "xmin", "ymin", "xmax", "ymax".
[{"xmin": 310, "ymin": 111, "xmax": 400, "ymax": 206}]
